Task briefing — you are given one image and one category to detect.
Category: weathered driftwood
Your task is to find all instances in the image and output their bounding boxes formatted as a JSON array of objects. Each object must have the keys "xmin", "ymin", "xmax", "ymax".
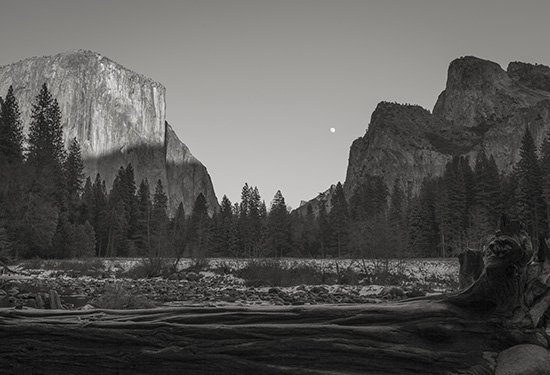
[
  {"xmin": 448, "ymin": 217, "xmax": 550, "ymax": 329},
  {"xmin": 48, "ymin": 289, "xmax": 63, "ymax": 310},
  {"xmin": 1, "ymin": 217, "xmax": 550, "ymax": 375},
  {"xmin": 0, "ymin": 303, "xmax": 541, "ymax": 375},
  {"xmin": 458, "ymin": 248, "xmax": 484, "ymax": 289}
]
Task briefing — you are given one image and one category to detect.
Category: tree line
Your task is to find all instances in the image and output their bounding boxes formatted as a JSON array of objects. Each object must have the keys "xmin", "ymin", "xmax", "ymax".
[
  {"xmin": 0, "ymin": 84, "xmax": 318, "ymax": 259},
  {"xmin": 323, "ymin": 126, "xmax": 550, "ymax": 259},
  {"xmin": 2, "ymin": 83, "xmax": 549, "ymax": 259}
]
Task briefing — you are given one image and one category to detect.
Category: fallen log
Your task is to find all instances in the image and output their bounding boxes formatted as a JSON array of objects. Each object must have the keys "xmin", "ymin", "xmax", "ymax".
[
  {"xmin": 0, "ymin": 302, "xmax": 538, "ymax": 375},
  {"xmin": 1, "ymin": 217, "xmax": 549, "ymax": 375}
]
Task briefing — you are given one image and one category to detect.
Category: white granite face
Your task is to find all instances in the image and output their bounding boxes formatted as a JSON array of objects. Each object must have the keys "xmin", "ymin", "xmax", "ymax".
[
  {"xmin": 0, "ymin": 50, "xmax": 218, "ymax": 215},
  {"xmin": 0, "ymin": 50, "xmax": 166, "ymax": 158}
]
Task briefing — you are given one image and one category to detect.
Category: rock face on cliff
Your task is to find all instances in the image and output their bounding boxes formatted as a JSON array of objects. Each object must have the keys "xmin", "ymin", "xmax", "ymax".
[
  {"xmin": 0, "ymin": 50, "xmax": 218, "ymax": 215},
  {"xmin": 344, "ymin": 102, "xmax": 451, "ymax": 198},
  {"xmin": 345, "ymin": 56, "xmax": 550, "ymax": 198},
  {"xmin": 300, "ymin": 56, "xmax": 550, "ymax": 212}
]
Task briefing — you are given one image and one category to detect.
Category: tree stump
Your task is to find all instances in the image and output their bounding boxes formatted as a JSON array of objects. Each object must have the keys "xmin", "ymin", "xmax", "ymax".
[
  {"xmin": 48, "ymin": 290, "xmax": 63, "ymax": 310},
  {"xmin": 458, "ymin": 248, "xmax": 484, "ymax": 289}
]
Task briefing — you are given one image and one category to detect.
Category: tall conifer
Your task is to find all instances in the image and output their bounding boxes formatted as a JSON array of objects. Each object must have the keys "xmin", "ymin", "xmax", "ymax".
[
  {"xmin": 0, "ymin": 86, "xmax": 24, "ymax": 163},
  {"xmin": 515, "ymin": 127, "xmax": 546, "ymax": 239},
  {"xmin": 328, "ymin": 182, "xmax": 349, "ymax": 258},
  {"xmin": 26, "ymin": 83, "xmax": 66, "ymax": 207},
  {"xmin": 267, "ymin": 190, "xmax": 292, "ymax": 257}
]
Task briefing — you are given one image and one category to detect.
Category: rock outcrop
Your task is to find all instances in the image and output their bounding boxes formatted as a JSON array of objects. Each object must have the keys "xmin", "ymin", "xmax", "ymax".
[
  {"xmin": 0, "ymin": 50, "xmax": 218, "ymax": 215},
  {"xmin": 301, "ymin": 56, "xmax": 550, "ymax": 212},
  {"xmin": 344, "ymin": 102, "xmax": 451, "ymax": 198}
]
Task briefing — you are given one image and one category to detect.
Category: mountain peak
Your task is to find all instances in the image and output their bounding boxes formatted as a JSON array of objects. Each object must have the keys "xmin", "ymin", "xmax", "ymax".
[
  {"xmin": 445, "ymin": 56, "xmax": 506, "ymax": 91},
  {"xmin": 0, "ymin": 50, "xmax": 164, "ymax": 90},
  {"xmin": 507, "ymin": 61, "xmax": 550, "ymax": 92},
  {"xmin": 366, "ymin": 101, "xmax": 434, "ymax": 139},
  {"xmin": 301, "ymin": 56, "xmax": 550, "ymax": 215}
]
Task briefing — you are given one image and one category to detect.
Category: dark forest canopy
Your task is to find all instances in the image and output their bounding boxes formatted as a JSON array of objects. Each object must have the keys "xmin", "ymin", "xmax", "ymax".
[{"xmin": 2, "ymin": 85, "xmax": 550, "ymax": 260}]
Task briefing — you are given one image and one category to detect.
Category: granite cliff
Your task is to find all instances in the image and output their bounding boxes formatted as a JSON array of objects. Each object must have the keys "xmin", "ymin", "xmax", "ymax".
[
  {"xmin": 0, "ymin": 50, "xmax": 218, "ymax": 215},
  {"xmin": 301, "ymin": 56, "xmax": 550, "ymax": 212}
]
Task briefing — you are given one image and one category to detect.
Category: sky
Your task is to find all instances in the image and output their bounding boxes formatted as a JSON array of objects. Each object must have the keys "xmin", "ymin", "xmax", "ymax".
[{"xmin": 1, "ymin": 0, "xmax": 550, "ymax": 208}]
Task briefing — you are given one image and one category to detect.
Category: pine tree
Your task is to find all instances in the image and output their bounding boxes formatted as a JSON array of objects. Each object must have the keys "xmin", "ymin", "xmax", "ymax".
[
  {"xmin": 408, "ymin": 179, "xmax": 440, "ymax": 257},
  {"xmin": 122, "ymin": 164, "xmax": 139, "ymax": 248},
  {"xmin": 153, "ymin": 180, "xmax": 168, "ymax": 215},
  {"xmin": 267, "ymin": 190, "xmax": 292, "ymax": 257},
  {"xmin": 215, "ymin": 195, "xmax": 239, "ymax": 256},
  {"xmin": 460, "ymin": 156, "xmax": 475, "ymax": 219},
  {"xmin": 52, "ymin": 213, "xmax": 72, "ymax": 258},
  {"xmin": 105, "ymin": 170, "xmax": 129, "ymax": 257},
  {"xmin": 135, "ymin": 179, "xmax": 152, "ymax": 255},
  {"xmin": 51, "ymin": 214, "xmax": 95, "ymax": 258},
  {"xmin": 171, "ymin": 203, "xmax": 186, "ymax": 260},
  {"xmin": 186, "ymin": 193, "xmax": 210, "ymax": 257},
  {"xmin": 79, "ymin": 221, "xmax": 97, "ymax": 258},
  {"xmin": 328, "ymin": 182, "xmax": 349, "ymax": 258},
  {"xmin": 348, "ymin": 176, "xmax": 388, "ymax": 222},
  {"xmin": 259, "ymin": 200, "xmax": 267, "ymax": 219},
  {"xmin": 220, "ymin": 195, "xmax": 233, "ymax": 221},
  {"xmin": 15, "ymin": 197, "xmax": 59, "ymax": 258},
  {"xmin": 64, "ymin": 138, "xmax": 85, "ymax": 223},
  {"xmin": 440, "ymin": 156, "xmax": 468, "ymax": 254},
  {"xmin": 388, "ymin": 179, "xmax": 406, "ymax": 256},
  {"xmin": 238, "ymin": 183, "xmax": 256, "ymax": 256},
  {"xmin": 540, "ymin": 129, "xmax": 550, "ymax": 233},
  {"xmin": 248, "ymin": 186, "xmax": 265, "ymax": 257},
  {"xmin": 27, "ymin": 84, "xmax": 65, "ymax": 166},
  {"xmin": 515, "ymin": 127, "xmax": 546, "ymax": 239},
  {"xmin": 0, "ymin": 223, "xmax": 10, "ymax": 260},
  {"xmin": 0, "ymin": 87, "xmax": 25, "ymax": 257},
  {"xmin": 407, "ymin": 198, "xmax": 424, "ymax": 255},
  {"xmin": 349, "ymin": 184, "xmax": 368, "ymax": 221},
  {"xmin": 540, "ymin": 129, "xmax": 550, "ymax": 178},
  {"xmin": 469, "ymin": 151, "xmax": 501, "ymax": 246},
  {"xmin": 26, "ymin": 83, "xmax": 66, "ymax": 207},
  {"xmin": 105, "ymin": 200, "xmax": 127, "ymax": 257},
  {"xmin": 297, "ymin": 203, "xmax": 319, "ymax": 257},
  {"xmin": 80, "ymin": 177, "xmax": 93, "ymax": 224},
  {"xmin": 240, "ymin": 183, "xmax": 251, "ymax": 217},
  {"xmin": 317, "ymin": 193, "xmax": 331, "ymax": 258},
  {"xmin": 64, "ymin": 138, "xmax": 85, "ymax": 198},
  {"xmin": 91, "ymin": 174, "xmax": 108, "ymax": 256},
  {"xmin": 0, "ymin": 86, "xmax": 24, "ymax": 163},
  {"xmin": 372, "ymin": 177, "xmax": 389, "ymax": 216},
  {"xmin": 151, "ymin": 179, "xmax": 169, "ymax": 257}
]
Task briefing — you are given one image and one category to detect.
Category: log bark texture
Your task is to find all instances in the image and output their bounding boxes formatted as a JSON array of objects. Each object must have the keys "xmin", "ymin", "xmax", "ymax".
[{"xmin": 0, "ymin": 302, "xmax": 546, "ymax": 375}]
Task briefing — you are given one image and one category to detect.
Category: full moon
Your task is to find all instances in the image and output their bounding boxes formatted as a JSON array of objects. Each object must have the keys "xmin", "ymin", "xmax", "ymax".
[{"xmin": 330, "ymin": 127, "xmax": 336, "ymax": 133}]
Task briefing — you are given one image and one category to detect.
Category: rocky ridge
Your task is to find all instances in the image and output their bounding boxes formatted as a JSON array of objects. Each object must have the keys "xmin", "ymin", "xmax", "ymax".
[
  {"xmin": 0, "ymin": 50, "xmax": 218, "ymax": 215},
  {"xmin": 301, "ymin": 56, "xmax": 550, "ymax": 210}
]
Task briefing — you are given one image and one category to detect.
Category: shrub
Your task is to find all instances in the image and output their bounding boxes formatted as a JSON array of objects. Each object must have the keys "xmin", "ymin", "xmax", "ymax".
[
  {"xmin": 91, "ymin": 283, "xmax": 155, "ymax": 309},
  {"xmin": 237, "ymin": 260, "xmax": 327, "ymax": 287},
  {"xmin": 185, "ymin": 257, "xmax": 210, "ymax": 273},
  {"xmin": 214, "ymin": 261, "xmax": 233, "ymax": 275},
  {"xmin": 123, "ymin": 257, "xmax": 173, "ymax": 279}
]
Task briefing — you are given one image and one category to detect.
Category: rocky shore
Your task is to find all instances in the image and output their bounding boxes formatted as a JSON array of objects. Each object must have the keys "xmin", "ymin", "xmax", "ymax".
[{"xmin": 0, "ymin": 258, "xmax": 459, "ymax": 310}]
